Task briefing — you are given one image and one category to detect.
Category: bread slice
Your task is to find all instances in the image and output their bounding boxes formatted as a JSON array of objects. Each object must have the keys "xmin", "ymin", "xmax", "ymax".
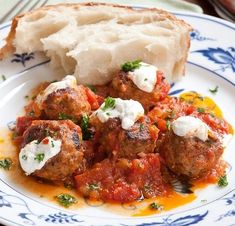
[{"xmin": 0, "ymin": 2, "xmax": 192, "ymax": 85}]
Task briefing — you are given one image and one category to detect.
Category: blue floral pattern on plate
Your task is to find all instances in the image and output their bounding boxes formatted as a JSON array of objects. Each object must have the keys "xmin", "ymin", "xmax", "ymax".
[
  {"xmin": 195, "ymin": 47, "xmax": 235, "ymax": 72},
  {"xmin": 190, "ymin": 29, "xmax": 215, "ymax": 41},
  {"xmin": 11, "ymin": 53, "xmax": 35, "ymax": 67}
]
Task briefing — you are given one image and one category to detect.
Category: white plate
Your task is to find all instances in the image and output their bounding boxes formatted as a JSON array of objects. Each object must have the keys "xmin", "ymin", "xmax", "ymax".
[{"xmin": 0, "ymin": 12, "xmax": 235, "ymax": 226}]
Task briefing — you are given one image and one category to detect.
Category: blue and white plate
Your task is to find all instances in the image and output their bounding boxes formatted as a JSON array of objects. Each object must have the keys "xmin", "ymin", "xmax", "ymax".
[{"xmin": 0, "ymin": 11, "xmax": 235, "ymax": 226}]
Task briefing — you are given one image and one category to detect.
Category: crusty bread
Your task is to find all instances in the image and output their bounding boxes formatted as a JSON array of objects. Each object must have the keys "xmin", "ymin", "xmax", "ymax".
[{"xmin": 0, "ymin": 2, "xmax": 192, "ymax": 85}]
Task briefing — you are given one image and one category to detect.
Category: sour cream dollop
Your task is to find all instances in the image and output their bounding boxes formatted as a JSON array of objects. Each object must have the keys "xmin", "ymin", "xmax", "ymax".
[
  {"xmin": 94, "ymin": 98, "xmax": 144, "ymax": 130},
  {"xmin": 19, "ymin": 137, "xmax": 62, "ymax": 175},
  {"xmin": 172, "ymin": 116, "xmax": 209, "ymax": 141},
  {"xmin": 128, "ymin": 62, "xmax": 158, "ymax": 93},
  {"xmin": 36, "ymin": 75, "xmax": 77, "ymax": 107}
]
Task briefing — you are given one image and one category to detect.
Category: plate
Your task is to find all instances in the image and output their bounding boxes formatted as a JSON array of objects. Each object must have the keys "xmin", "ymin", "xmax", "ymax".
[{"xmin": 0, "ymin": 11, "xmax": 235, "ymax": 226}]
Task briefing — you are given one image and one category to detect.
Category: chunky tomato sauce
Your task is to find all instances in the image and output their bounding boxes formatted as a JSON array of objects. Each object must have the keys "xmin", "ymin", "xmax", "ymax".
[{"xmin": 2, "ymin": 65, "xmax": 232, "ymax": 211}]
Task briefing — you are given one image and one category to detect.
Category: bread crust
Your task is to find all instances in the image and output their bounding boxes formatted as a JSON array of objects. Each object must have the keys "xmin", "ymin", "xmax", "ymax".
[{"xmin": 0, "ymin": 2, "xmax": 192, "ymax": 60}]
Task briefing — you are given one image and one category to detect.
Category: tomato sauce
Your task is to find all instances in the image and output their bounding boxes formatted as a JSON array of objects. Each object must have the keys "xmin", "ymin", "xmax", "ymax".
[{"xmin": 0, "ymin": 127, "xmax": 231, "ymax": 216}]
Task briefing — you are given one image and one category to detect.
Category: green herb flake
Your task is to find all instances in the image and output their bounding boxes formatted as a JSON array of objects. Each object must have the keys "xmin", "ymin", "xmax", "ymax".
[
  {"xmin": 209, "ymin": 86, "xmax": 219, "ymax": 94},
  {"xmin": 144, "ymin": 185, "xmax": 151, "ymax": 193},
  {"xmin": 28, "ymin": 110, "xmax": 35, "ymax": 117},
  {"xmin": 140, "ymin": 124, "xmax": 144, "ymax": 131},
  {"xmin": 121, "ymin": 60, "xmax": 142, "ymax": 72},
  {"xmin": 12, "ymin": 131, "xmax": 18, "ymax": 140},
  {"xmin": 1, "ymin": 75, "xmax": 6, "ymax": 81},
  {"xmin": 24, "ymin": 95, "xmax": 29, "ymax": 100},
  {"xmin": 51, "ymin": 140, "xmax": 55, "ymax": 148},
  {"xmin": 58, "ymin": 113, "xmax": 77, "ymax": 123},
  {"xmin": 0, "ymin": 158, "xmax": 12, "ymax": 170},
  {"xmin": 88, "ymin": 183, "xmax": 99, "ymax": 191},
  {"xmin": 44, "ymin": 128, "xmax": 50, "ymax": 137},
  {"xmin": 144, "ymin": 78, "xmax": 148, "ymax": 81},
  {"xmin": 64, "ymin": 183, "xmax": 72, "ymax": 190},
  {"xmin": 34, "ymin": 153, "xmax": 45, "ymax": 163},
  {"xmin": 149, "ymin": 202, "xmax": 163, "ymax": 210},
  {"xmin": 166, "ymin": 120, "xmax": 171, "ymax": 130},
  {"xmin": 218, "ymin": 174, "xmax": 228, "ymax": 187},
  {"xmin": 197, "ymin": 107, "xmax": 205, "ymax": 113},
  {"xmin": 101, "ymin": 97, "xmax": 116, "ymax": 111},
  {"xmin": 55, "ymin": 193, "xmax": 77, "ymax": 208},
  {"xmin": 87, "ymin": 85, "xmax": 96, "ymax": 93},
  {"xmin": 81, "ymin": 114, "xmax": 92, "ymax": 140},
  {"xmin": 22, "ymin": 155, "xmax": 27, "ymax": 160},
  {"xmin": 58, "ymin": 113, "xmax": 71, "ymax": 120}
]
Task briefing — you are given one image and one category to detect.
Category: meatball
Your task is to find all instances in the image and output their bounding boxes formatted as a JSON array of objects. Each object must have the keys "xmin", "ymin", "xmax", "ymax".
[
  {"xmin": 91, "ymin": 116, "xmax": 158, "ymax": 159},
  {"xmin": 159, "ymin": 130, "xmax": 224, "ymax": 179},
  {"xmin": 41, "ymin": 85, "xmax": 91, "ymax": 121},
  {"xmin": 21, "ymin": 120, "xmax": 86, "ymax": 183},
  {"xmin": 109, "ymin": 70, "xmax": 170, "ymax": 111}
]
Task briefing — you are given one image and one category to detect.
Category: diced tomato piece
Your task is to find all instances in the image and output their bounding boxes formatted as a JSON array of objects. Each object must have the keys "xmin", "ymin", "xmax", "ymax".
[
  {"xmin": 15, "ymin": 116, "xmax": 33, "ymax": 136},
  {"xmin": 156, "ymin": 71, "xmax": 164, "ymax": 85},
  {"xmin": 85, "ymin": 88, "xmax": 100, "ymax": 110},
  {"xmin": 157, "ymin": 119, "xmax": 167, "ymax": 132},
  {"xmin": 149, "ymin": 125, "xmax": 159, "ymax": 140}
]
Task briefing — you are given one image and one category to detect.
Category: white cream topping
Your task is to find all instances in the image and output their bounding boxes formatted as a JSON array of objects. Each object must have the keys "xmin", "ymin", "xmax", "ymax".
[
  {"xmin": 36, "ymin": 75, "xmax": 77, "ymax": 107},
  {"xmin": 172, "ymin": 116, "xmax": 209, "ymax": 141},
  {"xmin": 94, "ymin": 98, "xmax": 144, "ymax": 130},
  {"xmin": 19, "ymin": 137, "xmax": 62, "ymax": 175},
  {"xmin": 128, "ymin": 62, "xmax": 158, "ymax": 93}
]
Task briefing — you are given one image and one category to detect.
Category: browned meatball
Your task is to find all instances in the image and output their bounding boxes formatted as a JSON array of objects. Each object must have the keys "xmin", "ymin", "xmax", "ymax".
[
  {"xmin": 41, "ymin": 85, "xmax": 91, "ymax": 121},
  {"xmin": 109, "ymin": 71, "xmax": 170, "ymax": 111},
  {"xmin": 21, "ymin": 120, "xmax": 86, "ymax": 183},
  {"xmin": 91, "ymin": 116, "xmax": 158, "ymax": 159},
  {"xmin": 159, "ymin": 130, "xmax": 224, "ymax": 179}
]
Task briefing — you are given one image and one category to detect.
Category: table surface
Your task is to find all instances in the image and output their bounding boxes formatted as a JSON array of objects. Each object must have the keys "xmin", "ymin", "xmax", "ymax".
[{"xmin": 186, "ymin": 0, "xmax": 218, "ymax": 17}]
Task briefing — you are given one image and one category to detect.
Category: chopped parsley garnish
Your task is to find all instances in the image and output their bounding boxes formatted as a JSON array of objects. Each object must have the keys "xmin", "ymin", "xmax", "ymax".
[
  {"xmin": 149, "ymin": 202, "xmax": 163, "ymax": 210},
  {"xmin": 34, "ymin": 153, "xmax": 45, "ymax": 163},
  {"xmin": 88, "ymin": 183, "xmax": 99, "ymax": 191},
  {"xmin": 44, "ymin": 128, "xmax": 50, "ymax": 137},
  {"xmin": 1, "ymin": 75, "xmax": 6, "ymax": 81},
  {"xmin": 22, "ymin": 155, "xmax": 27, "ymax": 160},
  {"xmin": 121, "ymin": 60, "xmax": 142, "ymax": 72},
  {"xmin": 12, "ymin": 131, "xmax": 18, "ymax": 140},
  {"xmin": 58, "ymin": 113, "xmax": 71, "ymax": 120},
  {"xmin": 140, "ymin": 124, "xmax": 144, "ymax": 131},
  {"xmin": 28, "ymin": 110, "xmax": 35, "ymax": 117},
  {"xmin": 55, "ymin": 193, "xmax": 77, "ymax": 208},
  {"xmin": 0, "ymin": 158, "xmax": 12, "ymax": 170},
  {"xmin": 166, "ymin": 120, "xmax": 171, "ymax": 130},
  {"xmin": 81, "ymin": 114, "xmax": 92, "ymax": 140},
  {"xmin": 58, "ymin": 113, "xmax": 77, "ymax": 123},
  {"xmin": 43, "ymin": 128, "xmax": 57, "ymax": 138},
  {"xmin": 24, "ymin": 95, "xmax": 29, "ymax": 100},
  {"xmin": 144, "ymin": 185, "xmax": 151, "ymax": 193},
  {"xmin": 144, "ymin": 78, "xmax": 148, "ymax": 81},
  {"xmin": 209, "ymin": 86, "xmax": 219, "ymax": 94},
  {"xmin": 218, "ymin": 174, "xmax": 228, "ymax": 187},
  {"xmin": 51, "ymin": 140, "xmax": 55, "ymax": 148},
  {"xmin": 197, "ymin": 107, "xmax": 205, "ymax": 113},
  {"xmin": 64, "ymin": 183, "xmax": 72, "ymax": 190},
  {"xmin": 87, "ymin": 85, "xmax": 96, "ymax": 93},
  {"xmin": 101, "ymin": 97, "xmax": 115, "ymax": 111}
]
